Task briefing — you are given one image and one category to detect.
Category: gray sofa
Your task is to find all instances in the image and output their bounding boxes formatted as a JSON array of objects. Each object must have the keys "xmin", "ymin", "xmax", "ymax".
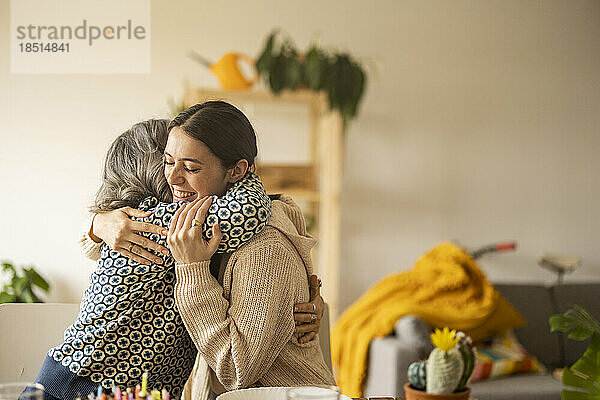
[{"xmin": 363, "ymin": 282, "xmax": 600, "ymax": 400}]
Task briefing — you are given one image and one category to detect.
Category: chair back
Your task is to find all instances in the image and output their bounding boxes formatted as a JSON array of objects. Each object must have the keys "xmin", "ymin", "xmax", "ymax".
[
  {"xmin": 0, "ymin": 303, "xmax": 79, "ymax": 382},
  {"xmin": 1, "ymin": 302, "xmax": 333, "ymax": 381}
]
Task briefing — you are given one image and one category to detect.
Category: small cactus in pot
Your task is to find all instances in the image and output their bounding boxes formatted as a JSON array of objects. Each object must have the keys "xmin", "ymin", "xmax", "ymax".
[
  {"xmin": 427, "ymin": 327, "xmax": 464, "ymax": 394},
  {"xmin": 454, "ymin": 333, "xmax": 475, "ymax": 392},
  {"xmin": 407, "ymin": 360, "xmax": 427, "ymax": 390},
  {"xmin": 405, "ymin": 328, "xmax": 475, "ymax": 400}
]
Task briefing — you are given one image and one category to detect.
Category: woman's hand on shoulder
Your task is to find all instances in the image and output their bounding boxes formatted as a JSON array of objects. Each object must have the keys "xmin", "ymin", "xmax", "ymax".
[
  {"xmin": 92, "ymin": 207, "xmax": 169, "ymax": 265},
  {"xmin": 293, "ymin": 275, "xmax": 325, "ymax": 344},
  {"xmin": 167, "ymin": 196, "xmax": 222, "ymax": 264}
]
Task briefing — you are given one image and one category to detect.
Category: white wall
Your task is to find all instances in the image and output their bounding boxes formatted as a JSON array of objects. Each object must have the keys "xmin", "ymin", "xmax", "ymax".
[{"xmin": 1, "ymin": 0, "xmax": 599, "ymax": 310}]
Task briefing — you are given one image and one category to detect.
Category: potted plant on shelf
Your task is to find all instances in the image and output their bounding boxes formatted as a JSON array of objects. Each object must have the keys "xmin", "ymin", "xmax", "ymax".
[
  {"xmin": 0, "ymin": 261, "xmax": 50, "ymax": 303},
  {"xmin": 404, "ymin": 327, "xmax": 475, "ymax": 400},
  {"xmin": 255, "ymin": 29, "xmax": 367, "ymax": 125},
  {"xmin": 549, "ymin": 305, "xmax": 600, "ymax": 400}
]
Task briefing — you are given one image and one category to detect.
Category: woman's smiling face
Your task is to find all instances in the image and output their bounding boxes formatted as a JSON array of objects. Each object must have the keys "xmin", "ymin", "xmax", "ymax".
[{"xmin": 164, "ymin": 126, "xmax": 230, "ymax": 201}]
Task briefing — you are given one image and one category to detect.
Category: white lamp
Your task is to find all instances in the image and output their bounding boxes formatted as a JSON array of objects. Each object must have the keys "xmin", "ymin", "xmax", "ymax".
[{"xmin": 538, "ymin": 253, "xmax": 582, "ymax": 284}]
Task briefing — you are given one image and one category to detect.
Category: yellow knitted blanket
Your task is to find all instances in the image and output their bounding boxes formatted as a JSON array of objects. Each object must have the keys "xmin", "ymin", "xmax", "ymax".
[{"xmin": 331, "ymin": 242, "xmax": 525, "ymax": 397}]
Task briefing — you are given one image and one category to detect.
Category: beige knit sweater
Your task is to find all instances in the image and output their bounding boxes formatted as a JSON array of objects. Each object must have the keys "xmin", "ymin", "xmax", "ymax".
[{"xmin": 79, "ymin": 196, "xmax": 335, "ymax": 399}]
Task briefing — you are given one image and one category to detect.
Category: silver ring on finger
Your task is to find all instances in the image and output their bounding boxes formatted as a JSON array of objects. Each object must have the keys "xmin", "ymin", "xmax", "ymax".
[
  {"xmin": 310, "ymin": 314, "xmax": 317, "ymax": 322},
  {"xmin": 312, "ymin": 303, "xmax": 316, "ymax": 313}
]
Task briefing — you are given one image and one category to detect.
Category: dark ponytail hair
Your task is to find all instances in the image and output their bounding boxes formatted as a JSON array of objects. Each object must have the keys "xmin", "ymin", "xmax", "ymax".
[{"xmin": 168, "ymin": 101, "xmax": 258, "ymax": 169}]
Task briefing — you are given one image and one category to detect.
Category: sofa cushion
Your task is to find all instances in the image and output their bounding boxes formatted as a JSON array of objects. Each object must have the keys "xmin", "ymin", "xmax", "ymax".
[
  {"xmin": 394, "ymin": 315, "xmax": 433, "ymax": 357},
  {"xmin": 470, "ymin": 373, "xmax": 562, "ymax": 400},
  {"xmin": 363, "ymin": 336, "xmax": 423, "ymax": 397},
  {"xmin": 470, "ymin": 330, "xmax": 545, "ymax": 382},
  {"xmin": 552, "ymin": 283, "xmax": 600, "ymax": 366},
  {"xmin": 493, "ymin": 284, "xmax": 561, "ymax": 367}
]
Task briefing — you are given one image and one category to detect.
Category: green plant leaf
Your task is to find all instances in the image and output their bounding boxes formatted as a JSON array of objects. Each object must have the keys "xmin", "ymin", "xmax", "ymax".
[
  {"xmin": 550, "ymin": 305, "xmax": 600, "ymax": 337},
  {"xmin": 257, "ymin": 29, "xmax": 367, "ymax": 125},
  {"xmin": 24, "ymin": 268, "xmax": 50, "ymax": 292},
  {"xmin": 551, "ymin": 314, "xmax": 577, "ymax": 332},
  {"xmin": 0, "ymin": 263, "xmax": 48, "ymax": 303},
  {"xmin": 562, "ymin": 390, "xmax": 600, "ymax": 400},
  {"xmin": 326, "ymin": 56, "xmax": 344, "ymax": 110},
  {"xmin": 269, "ymin": 54, "xmax": 286, "ymax": 94},
  {"xmin": 570, "ymin": 326, "xmax": 595, "ymax": 341},
  {"xmin": 334, "ymin": 55, "xmax": 354, "ymax": 99},
  {"xmin": 572, "ymin": 306, "xmax": 600, "ymax": 333},
  {"xmin": 304, "ymin": 46, "xmax": 328, "ymax": 91},
  {"xmin": 256, "ymin": 30, "xmax": 277, "ymax": 76},
  {"xmin": 563, "ymin": 364, "xmax": 600, "ymax": 394},
  {"xmin": 562, "ymin": 333, "xmax": 600, "ymax": 395},
  {"xmin": 283, "ymin": 55, "xmax": 303, "ymax": 90},
  {"xmin": 0, "ymin": 291, "xmax": 16, "ymax": 304},
  {"xmin": 342, "ymin": 61, "xmax": 365, "ymax": 122},
  {"xmin": 326, "ymin": 53, "xmax": 364, "ymax": 122},
  {"xmin": 2, "ymin": 262, "xmax": 16, "ymax": 274},
  {"xmin": 20, "ymin": 287, "xmax": 37, "ymax": 303},
  {"xmin": 551, "ymin": 307, "xmax": 600, "ymax": 398},
  {"xmin": 12, "ymin": 276, "xmax": 28, "ymax": 294}
]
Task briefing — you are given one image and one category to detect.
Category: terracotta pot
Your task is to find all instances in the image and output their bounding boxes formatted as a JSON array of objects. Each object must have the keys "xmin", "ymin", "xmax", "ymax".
[{"xmin": 403, "ymin": 383, "xmax": 471, "ymax": 400}]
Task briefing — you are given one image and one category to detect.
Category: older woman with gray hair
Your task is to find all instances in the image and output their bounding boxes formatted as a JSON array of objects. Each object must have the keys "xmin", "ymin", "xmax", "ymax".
[{"xmin": 29, "ymin": 113, "xmax": 328, "ymax": 400}]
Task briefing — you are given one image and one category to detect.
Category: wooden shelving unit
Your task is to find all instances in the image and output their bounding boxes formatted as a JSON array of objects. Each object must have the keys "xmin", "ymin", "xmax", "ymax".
[{"xmin": 184, "ymin": 87, "xmax": 344, "ymax": 321}]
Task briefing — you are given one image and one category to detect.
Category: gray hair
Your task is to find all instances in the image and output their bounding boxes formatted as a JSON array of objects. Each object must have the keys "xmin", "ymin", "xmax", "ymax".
[{"xmin": 91, "ymin": 119, "xmax": 172, "ymax": 213}]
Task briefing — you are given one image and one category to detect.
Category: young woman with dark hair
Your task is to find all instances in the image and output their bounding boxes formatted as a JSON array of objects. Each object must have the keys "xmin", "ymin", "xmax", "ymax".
[
  {"xmin": 30, "ymin": 110, "xmax": 325, "ymax": 400},
  {"xmin": 88, "ymin": 102, "xmax": 334, "ymax": 399}
]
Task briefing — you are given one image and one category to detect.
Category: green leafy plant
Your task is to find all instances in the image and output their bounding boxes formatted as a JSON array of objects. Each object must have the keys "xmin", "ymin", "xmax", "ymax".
[
  {"xmin": 256, "ymin": 29, "xmax": 366, "ymax": 125},
  {"xmin": 549, "ymin": 305, "xmax": 600, "ymax": 399},
  {"xmin": 0, "ymin": 262, "xmax": 50, "ymax": 303}
]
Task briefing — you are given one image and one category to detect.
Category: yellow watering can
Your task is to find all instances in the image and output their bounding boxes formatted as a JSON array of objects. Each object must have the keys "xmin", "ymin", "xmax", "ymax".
[{"xmin": 189, "ymin": 51, "xmax": 258, "ymax": 90}]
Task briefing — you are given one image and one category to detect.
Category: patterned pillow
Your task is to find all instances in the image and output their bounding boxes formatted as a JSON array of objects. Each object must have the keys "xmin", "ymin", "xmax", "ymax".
[{"xmin": 469, "ymin": 330, "xmax": 546, "ymax": 382}]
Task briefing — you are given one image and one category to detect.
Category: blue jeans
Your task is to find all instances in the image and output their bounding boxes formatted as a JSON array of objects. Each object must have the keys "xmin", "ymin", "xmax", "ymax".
[{"xmin": 29, "ymin": 355, "xmax": 97, "ymax": 400}]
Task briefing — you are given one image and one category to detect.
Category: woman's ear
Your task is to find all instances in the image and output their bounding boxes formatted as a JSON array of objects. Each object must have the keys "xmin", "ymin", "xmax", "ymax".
[{"xmin": 227, "ymin": 159, "xmax": 249, "ymax": 183}]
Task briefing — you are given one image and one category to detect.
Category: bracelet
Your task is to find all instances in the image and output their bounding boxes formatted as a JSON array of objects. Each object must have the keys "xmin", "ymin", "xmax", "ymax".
[{"xmin": 88, "ymin": 213, "xmax": 103, "ymax": 244}]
